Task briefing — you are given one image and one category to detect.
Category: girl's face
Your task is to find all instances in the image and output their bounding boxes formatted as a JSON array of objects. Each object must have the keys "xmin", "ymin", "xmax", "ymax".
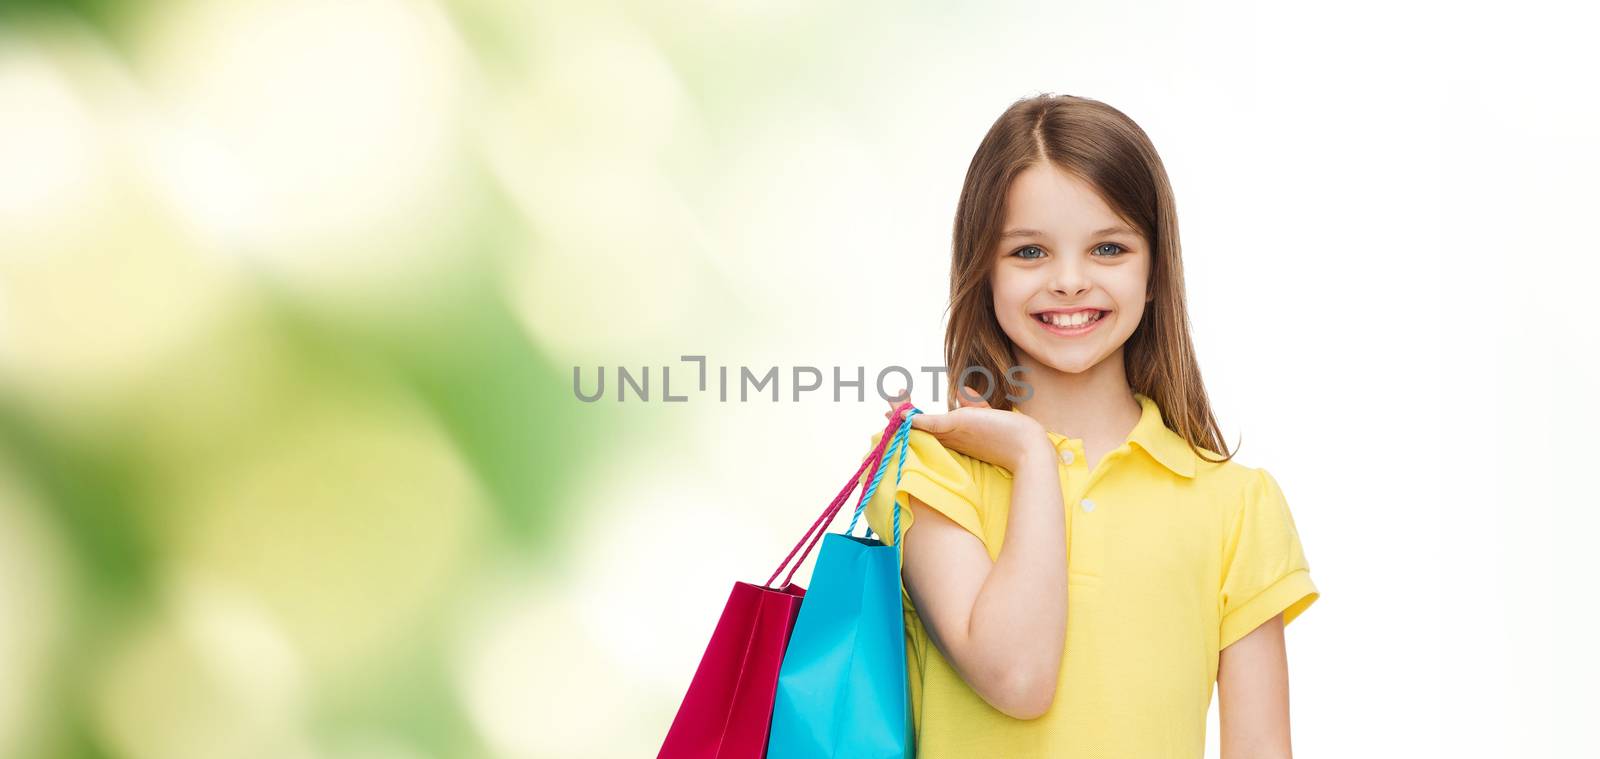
[{"xmin": 991, "ymin": 162, "xmax": 1152, "ymax": 377}]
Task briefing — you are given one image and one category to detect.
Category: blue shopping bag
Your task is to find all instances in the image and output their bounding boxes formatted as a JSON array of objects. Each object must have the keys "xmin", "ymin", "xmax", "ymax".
[{"xmin": 766, "ymin": 406, "xmax": 920, "ymax": 759}]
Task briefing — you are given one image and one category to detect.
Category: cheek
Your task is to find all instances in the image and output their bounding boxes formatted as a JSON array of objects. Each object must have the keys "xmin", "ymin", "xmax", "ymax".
[
  {"xmin": 1110, "ymin": 265, "xmax": 1151, "ymax": 310},
  {"xmin": 985, "ymin": 278, "xmax": 1036, "ymax": 344},
  {"xmin": 989, "ymin": 274, "xmax": 1032, "ymax": 325}
]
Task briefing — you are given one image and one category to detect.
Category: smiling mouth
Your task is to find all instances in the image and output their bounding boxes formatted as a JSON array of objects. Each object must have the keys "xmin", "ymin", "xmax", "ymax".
[{"xmin": 1033, "ymin": 310, "xmax": 1107, "ymax": 328}]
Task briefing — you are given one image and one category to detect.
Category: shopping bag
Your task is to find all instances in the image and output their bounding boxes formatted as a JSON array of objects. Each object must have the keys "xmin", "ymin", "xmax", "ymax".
[
  {"xmin": 766, "ymin": 405, "xmax": 921, "ymax": 759},
  {"xmin": 658, "ymin": 403, "xmax": 914, "ymax": 758},
  {"xmin": 657, "ymin": 580, "xmax": 805, "ymax": 759}
]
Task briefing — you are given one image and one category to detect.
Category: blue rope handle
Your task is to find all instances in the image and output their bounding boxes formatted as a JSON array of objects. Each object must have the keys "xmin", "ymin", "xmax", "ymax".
[{"xmin": 849, "ymin": 408, "xmax": 921, "ymax": 560}]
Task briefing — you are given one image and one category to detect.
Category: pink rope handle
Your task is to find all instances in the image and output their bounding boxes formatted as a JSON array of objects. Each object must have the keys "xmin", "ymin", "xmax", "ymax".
[
  {"xmin": 765, "ymin": 401, "xmax": 916, "ymax": 588},
  {"xmin": 766, "ymin": 438, "xmax": 888, "ymax": 589}
]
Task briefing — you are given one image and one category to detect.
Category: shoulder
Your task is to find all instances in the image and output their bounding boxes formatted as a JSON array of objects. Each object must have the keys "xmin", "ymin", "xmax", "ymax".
[
  {"xmin": 868, "ymin": 427, "xmax": 990, "ymax": 478},
  {"xmin": 1187, "ymin": 448, "xmax": 1284, "ymax": 515},
  {"xmin": 866, "ymin": 428, "xmax": 1005, "ymax": 508},
  {"xmin": 859, "ymin": 425, "xmax": 992, "ymax": 541}
]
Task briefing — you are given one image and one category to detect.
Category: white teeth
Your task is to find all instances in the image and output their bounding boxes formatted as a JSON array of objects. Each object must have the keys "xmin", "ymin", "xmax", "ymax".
[{"xmin": 1040, "ymin": 310, "xmax": 1103, "ymax": 327}]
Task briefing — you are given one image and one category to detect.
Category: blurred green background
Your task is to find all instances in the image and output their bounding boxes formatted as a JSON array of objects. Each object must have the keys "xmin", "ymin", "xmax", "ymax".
[
  {"xmin": 0, "ymin": 0, "xmax": 818, "ymax": 756},
  {"xmin": 1, "ymin": 0, "xmax": 1005, "ymax": 755}
]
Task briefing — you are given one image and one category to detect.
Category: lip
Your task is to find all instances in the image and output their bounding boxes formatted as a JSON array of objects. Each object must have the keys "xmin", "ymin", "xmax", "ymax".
[
  {"xmin": 1030, "ymin": 307, "xmax": 1105, "ymax": 317},
  {"xmin": 1033, "ymin": 309, "xmax": 1108, "ymax": 337}
]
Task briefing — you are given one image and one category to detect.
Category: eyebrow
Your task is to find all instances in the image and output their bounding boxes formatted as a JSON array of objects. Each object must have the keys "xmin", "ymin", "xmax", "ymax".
[{"xmin": 999, "ymin": 225, "xmax": 1138, "ymax": 239}]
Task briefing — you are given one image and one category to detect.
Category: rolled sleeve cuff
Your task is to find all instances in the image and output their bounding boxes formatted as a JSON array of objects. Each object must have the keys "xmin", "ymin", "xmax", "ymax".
[
  {"xmin": 1219, "ymin": 568, "xmax": 1319, "ymax": 651},
  {"xmin": 891, "ymin": 469, "xmax": 984, "ymax": 543}
]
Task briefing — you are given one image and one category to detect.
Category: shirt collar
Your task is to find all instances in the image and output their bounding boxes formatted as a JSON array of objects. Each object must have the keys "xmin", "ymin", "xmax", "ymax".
[{"xmin": 1008, "ymin": 392, "xmax": 1197, "ymax": 478}]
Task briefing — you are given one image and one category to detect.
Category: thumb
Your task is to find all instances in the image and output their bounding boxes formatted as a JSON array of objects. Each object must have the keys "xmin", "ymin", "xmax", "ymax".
[{"xmin": 910, "ymin": 410, "xmax": 953, "ymax": 435}]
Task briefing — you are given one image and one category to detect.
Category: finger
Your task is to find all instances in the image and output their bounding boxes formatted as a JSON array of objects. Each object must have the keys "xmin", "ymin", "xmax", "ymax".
[
  {"xmin": 885, "ymin": 388, "xmax": 909, "ymax": 410},
  {"xmin": 886, "ymin": 388, "xmax": 916, "ymax": 418}
]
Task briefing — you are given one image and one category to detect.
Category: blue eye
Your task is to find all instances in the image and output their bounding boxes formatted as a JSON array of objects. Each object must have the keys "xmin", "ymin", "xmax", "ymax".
[{"xmin": 1012, "ymin": 243, "xmax": 1127, "ymax": 260}]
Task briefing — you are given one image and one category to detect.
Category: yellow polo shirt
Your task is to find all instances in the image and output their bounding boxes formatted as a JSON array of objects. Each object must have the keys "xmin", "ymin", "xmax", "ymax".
[{"xmin": 855, "ymin": 392, "xmax": 1318, "ymax": 758}]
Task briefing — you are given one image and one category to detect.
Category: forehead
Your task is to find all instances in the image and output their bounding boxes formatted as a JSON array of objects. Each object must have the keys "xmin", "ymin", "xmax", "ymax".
[{"xmin": 1002, "ymin": 163, "xmax": 1124, "ymax": 231}]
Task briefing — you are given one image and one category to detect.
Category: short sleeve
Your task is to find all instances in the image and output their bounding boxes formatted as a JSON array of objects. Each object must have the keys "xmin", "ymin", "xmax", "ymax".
[
  {"xmin": 1218, "ymin": 467, "xmax": 1320, "ymax": 650},
  {"xmin": 852, "ymin": 427, "xmax": 986, "ymax": 551}
]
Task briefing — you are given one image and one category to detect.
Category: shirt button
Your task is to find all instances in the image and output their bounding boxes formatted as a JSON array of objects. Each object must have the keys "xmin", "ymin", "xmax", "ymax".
[
  {"xmin": 1080, "ymin": 498, "xmax": 1096, "ymax": 513},
  {"xmin": 1059, "ymin": 449, "xmax": 1075, "ymax": 465}
]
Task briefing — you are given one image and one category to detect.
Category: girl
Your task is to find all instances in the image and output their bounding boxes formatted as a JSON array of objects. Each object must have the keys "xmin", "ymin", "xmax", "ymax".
[{"xmin": 858, "ymin": 93, "xmax": 1318, "ymax": 758}]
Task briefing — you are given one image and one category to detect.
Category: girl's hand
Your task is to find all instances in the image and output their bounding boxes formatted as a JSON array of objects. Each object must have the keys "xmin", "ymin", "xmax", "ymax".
[{"xmin": 883, "ymin": 386, "xmax": 1053, "ymax": 473}]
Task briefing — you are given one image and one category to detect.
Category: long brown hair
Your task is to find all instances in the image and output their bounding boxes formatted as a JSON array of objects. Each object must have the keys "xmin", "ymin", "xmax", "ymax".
[{"xmin": 945, "ymin": 92, "xmax": 1237, "ymax": 464}]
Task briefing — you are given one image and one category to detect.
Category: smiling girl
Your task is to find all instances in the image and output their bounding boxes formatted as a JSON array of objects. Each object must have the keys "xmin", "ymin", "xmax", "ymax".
[{"xmin": 858, "ymin": 94, "xmax": 1319, "ymax": 758}]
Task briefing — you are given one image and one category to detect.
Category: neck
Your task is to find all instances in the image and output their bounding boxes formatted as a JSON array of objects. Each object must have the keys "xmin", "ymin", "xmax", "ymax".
[{"xmin": 1011, "ymin": 348, "xmax": 1141, "ymax": 442}]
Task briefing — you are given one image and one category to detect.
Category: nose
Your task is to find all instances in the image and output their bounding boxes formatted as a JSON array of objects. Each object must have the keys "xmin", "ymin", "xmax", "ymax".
[{"xmin": 1048, "ymin": 254, "xmax": 1091, "ymax": 297}]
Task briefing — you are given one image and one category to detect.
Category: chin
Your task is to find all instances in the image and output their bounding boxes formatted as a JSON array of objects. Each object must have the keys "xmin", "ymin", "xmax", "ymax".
[
  {"xmin": 1018, "ymin": 347, "xmax": 1096, "ymax": 376},
  {"xmin": 1040, "ymin": 358, "xmax": 1098, "ymax": 375},
  {"xmin": 1058, "ymin": 342, "xmax": 1128, "ymax": 372}
]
